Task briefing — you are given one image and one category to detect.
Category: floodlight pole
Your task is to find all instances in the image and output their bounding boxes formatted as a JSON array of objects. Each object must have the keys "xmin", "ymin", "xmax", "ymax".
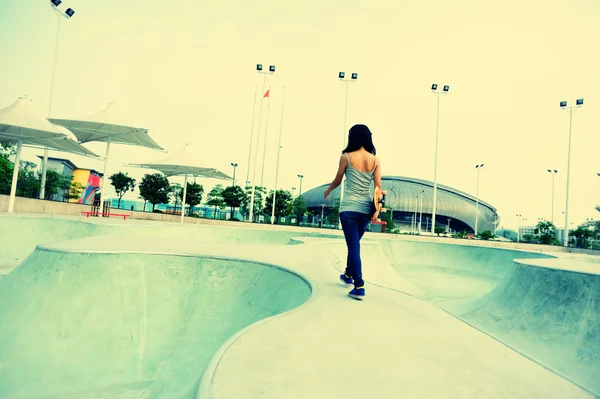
[
  {"xmin": 245, "ymin": 86, "xmax": 257, "ymax": 187},
  {"xmin": 260, "ymin": 89, "xmax": 272, "ymax": 187},
  {"xmin": 41, "ymin": 4, "xmax": 72, "ymax": 199},
  {"xmin": 249, "ymin": 64, "xmax": 274, "ymax": 223},
  {"xmin": 338, "ymin": 71, "xmax": 357, "ymax": 229},
  {"xmin": 8, "ymin": 137, "xmax": 23, "ymax": 213},
  {"xmin": 548, "ymin": 169, "xmax": 558, "ymax": 224},
  {"xmin": 560, "ymin": 99, "xmax": 583, "ymax": 247},
  {"xmin": 430, "ymin": 84, "xmax": 449, "ymax": 235},
  {"xmin": 271, "ymin": 87, "xmax": 286, "ymax": 225}
]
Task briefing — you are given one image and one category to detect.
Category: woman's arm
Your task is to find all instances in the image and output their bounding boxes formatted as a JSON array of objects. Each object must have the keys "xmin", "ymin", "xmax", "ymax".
[{"xmin": 324, "ymin": 154, "xmax": 348, "ymax": 199}]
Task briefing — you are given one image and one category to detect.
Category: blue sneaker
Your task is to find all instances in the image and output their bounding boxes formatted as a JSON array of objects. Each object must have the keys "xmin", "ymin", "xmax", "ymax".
[
  {"xmin": 340, "ymin": 274, "xmax": 353, "ymax": 287},
  {"xmin": 348, "ymin": 286, "xmax": 365, "ymax": 300}
]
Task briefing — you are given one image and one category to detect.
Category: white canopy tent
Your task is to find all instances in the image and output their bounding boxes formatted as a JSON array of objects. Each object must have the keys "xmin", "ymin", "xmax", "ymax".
[
  {"xmin": 0, "ymin": 96, "xmax": 101, "ymax": 213},
  {"xmin": 49, "ymin": 102, "xmax": 166, "ymax": 214},
  {"xmin": 126, "ymin": 142, "xmax": 232, "ymax": 223}
]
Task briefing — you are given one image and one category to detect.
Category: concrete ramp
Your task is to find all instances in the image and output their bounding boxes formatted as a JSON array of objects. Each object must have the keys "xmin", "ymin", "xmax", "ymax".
[
  {"xmin": 0, "ymin": 250, "xmax": 311, "ymax": 399},
  {"xmin": 459, "ymin": 261, "xmax": 600, "ymax": 396},
  {"xmin": 378, "ymin": 239, "xmax": 600, "ymax": 397}
]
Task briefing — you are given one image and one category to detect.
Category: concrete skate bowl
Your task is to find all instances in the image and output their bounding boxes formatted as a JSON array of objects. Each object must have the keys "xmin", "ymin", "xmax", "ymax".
[
  {"xmin": 380, "ymin": 240, "xmax": 600, "ymax": 397},
  {"xmin": 0, "ymin": 215, "xmax": 339, "ymax": 277},
  {"xmin": 0, "ymin": 249, "xmax": 312, "ymax": 399}
]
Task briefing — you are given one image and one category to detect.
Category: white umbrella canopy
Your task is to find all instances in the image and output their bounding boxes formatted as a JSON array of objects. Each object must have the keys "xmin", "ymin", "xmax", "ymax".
[
  {"xmin": 49, "ymin": 102, "xmax": 166, "ymax": 214},
  {"xmin": 126, "ymin": 142, "xmax": 232, "ymax": 223},
  {"xmin": 49, "ymin": 102, "xmax": 165, "ymax": 149},
  {"xmin": 0, "ymin": 96, "xmax": 101, "ymax": 213}
]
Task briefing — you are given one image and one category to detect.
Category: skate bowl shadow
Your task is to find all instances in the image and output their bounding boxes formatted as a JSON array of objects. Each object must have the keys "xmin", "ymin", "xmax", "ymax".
[
  {"xmin": 377, "ymin": 239, "xmax": 600, "ymax": 397},
  {"xmin": 0, "ymin": 249, "xmax": 312, "ymax": 399}
]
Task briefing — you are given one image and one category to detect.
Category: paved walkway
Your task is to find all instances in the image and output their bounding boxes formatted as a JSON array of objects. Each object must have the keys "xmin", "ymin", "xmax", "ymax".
[{"xmin": 38, "ymin": 235, "xmax": 595, "ymax": 399}]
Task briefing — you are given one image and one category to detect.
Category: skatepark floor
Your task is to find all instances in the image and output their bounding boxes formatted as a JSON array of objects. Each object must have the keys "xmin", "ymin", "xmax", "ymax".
[{"xmin": 0, "ymin": 214, "xmax": 598, "ymax": 398}]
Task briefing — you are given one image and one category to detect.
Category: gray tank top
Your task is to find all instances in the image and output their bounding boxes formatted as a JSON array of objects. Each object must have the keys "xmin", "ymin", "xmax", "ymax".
[{"xmin": 338, "ymin": 152, "xmax": 376, "ymax": 215}]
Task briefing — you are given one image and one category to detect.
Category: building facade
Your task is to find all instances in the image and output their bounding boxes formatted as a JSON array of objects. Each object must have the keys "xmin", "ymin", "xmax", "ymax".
[{"xmin": 301, "ymin": 175, "xmax": 500, "ymax": 233}]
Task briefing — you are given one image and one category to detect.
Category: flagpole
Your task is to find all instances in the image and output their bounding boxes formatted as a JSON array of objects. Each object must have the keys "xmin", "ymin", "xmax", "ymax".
[
  {"xmin": 260, "ymin": 87, "xmax": 271, "ymax": 187},
  {"xmin": 245, "ymin": 85, "xmax": 258, "ymax": 188},
  {"xmin": 249, "ymin": 77, "xmax": 267, "ymax": 223},
  {"xmin": 271, "ymin": 87, "xmax": 286, "ymax": 225}
]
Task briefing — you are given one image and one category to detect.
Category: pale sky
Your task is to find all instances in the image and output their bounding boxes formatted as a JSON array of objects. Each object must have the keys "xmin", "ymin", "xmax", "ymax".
[{"xmin": 1, "ymin": 0, "xmax": 599, "ymax": 229}]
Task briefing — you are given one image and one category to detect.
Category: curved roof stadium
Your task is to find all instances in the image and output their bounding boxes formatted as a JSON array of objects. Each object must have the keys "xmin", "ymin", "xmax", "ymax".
[{"xmin": 301, "ymin": 176, "xmax": 499, "ymax": 233}]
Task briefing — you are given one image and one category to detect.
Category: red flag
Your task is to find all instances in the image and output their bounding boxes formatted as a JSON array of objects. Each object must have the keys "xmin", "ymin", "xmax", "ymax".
[{"xmin": 263, "ymin": 89, "xmax": 270, "ymax": 98}]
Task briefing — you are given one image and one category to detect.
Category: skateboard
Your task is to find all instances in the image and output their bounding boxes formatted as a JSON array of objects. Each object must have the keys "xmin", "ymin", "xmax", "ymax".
[{"xmin": 372, "ymin": 186, "xmax": 387, "ymax": 221}]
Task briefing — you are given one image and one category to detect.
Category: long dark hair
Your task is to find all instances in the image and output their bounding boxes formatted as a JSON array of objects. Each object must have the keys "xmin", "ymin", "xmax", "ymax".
[{"xmin": 342, "ymin": 124, "xmax": 376, "ymax": 155}]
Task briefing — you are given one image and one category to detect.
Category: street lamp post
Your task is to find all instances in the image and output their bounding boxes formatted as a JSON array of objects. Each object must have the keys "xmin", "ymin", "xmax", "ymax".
[
  {"xmin": 337, "ymin": 71, "xmax": 358, "ymax": 229},
  {"xmin": 40, "ymin": 0, "xmax": 75, "ymax": 200},
  {"xmin": 559, "ymin": 98, "xmax": 584, "ymax": 246},
  {"xmin": 414, "ymin": 194, "xmax": 419, "ymax": 234},
  {"xmin": 292, "ymin": 187, "xmax": 296, "ymax": 198},
  {"xmin": 230, "ymin": 163, "xmax": 238, "ymax": 186},
  {"xmin": 248, "ymin": 63, "xmax": 275, "ymax": 223},
  {"xmin": 430, "ymin": 83, "xmax": 450, "ymax": 235},
  {"xmin": 447, "ymin": 218, "xmax": 451, "ymax": 234},
  {"xmin": 516, "ymin": 214, "xmax": 522, "ymax": 242},
  {"xmin": 475, "ymin": 163, "xmax": 484, "ymax": 235},
  {"xmin": 547, "ymin": 169, "xmax": 558, "ymax": 224},
  {"xmin": 419, "ymin": 189, "xmax": 424, "ymax": 233}
]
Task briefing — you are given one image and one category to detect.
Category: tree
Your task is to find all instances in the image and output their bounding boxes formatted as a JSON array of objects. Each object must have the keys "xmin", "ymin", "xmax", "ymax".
[
  {"xmin": 0, "ymin": 155, "xmax": 13, "ymax": 195},
  {"xmin": 264, "ymin": 189, "xmax": 294, "ymax": 223},
  {"xmin": 380, "ymin": 210, "xmax": 395, "ymax": 232},
  {"xmin": 38, "ymin": 169, "xmax": 71, "ymax": 201},
  {"xmin": 534, "ymin": 220, "xmax": 559, "ymax": 245},
  {"xmin": 434, "ymin": 226, "xmax": 446, "ymax": 236},
  {"xmin": 139, "ymin": 173, "xmax": 171, "ymax": 211},
  {"xmin": 206, "ymin": 184, "xmax": 226, "ymax": 219},
  {"xmin": 17, "ymin": 161, "xmax": 40, "ymax": 198},
  {"xmin": 169, "ymin": 183, "xmax": 183, "ymax": 209},
  {"xmin": 109, "ymin": 172, "xmax": 136, "ymax": 209},
  {"xmin": 179, "ymin": 182, "xmax": 204, "ymax": 214},
  {"xmin": 240, "ymin": 185, "xmax": 265, "ymax": 221},
  {"xmin": 327, "ymin": 199, "xmax": 340, "ymax": 226},
  {"xmin": 222, "ymin": 185, "xmax": 246, "ymax": 220},
  {"xmin": 477, "ymin": 230, "xmax": 495, "ymax": 240},
  {"xmin": 66, "ymin": 181, "xmax": 85, "ymax": 202},
  {"xmin": 570, "ymin": 226, "xmax": 595, "ymax": 248},
  {"xmin": 293, "ymin": 195, "xmax": 308, "ymax": 226}
]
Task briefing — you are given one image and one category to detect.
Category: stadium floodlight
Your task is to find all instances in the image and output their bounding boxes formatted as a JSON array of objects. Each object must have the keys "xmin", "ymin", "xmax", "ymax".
[
  {"xmin": 559, "ymin": 97, "xmax": 584, "ymax": 246},
  {"xmin": 337, "ymin": 70, "xmax": 359, "ymax": 228},
  {"xmin": 429, "ymin": 82, "xmax": 451, "ymax": 234},
  {"xmin": 248, "ymin": 62, "xmax": 276, "ymax": 223},
  {"xmin": 40, "ymin": 0, "xmax": 76, "ymax": 200}
]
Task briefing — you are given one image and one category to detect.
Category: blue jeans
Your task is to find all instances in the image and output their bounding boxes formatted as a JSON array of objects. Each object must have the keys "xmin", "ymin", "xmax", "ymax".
[{"xmin": 339, "ymin": 211, "xmax": 371, "ymax": 288}]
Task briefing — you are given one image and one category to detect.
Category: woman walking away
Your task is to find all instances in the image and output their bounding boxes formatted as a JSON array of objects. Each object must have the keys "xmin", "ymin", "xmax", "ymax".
[{"xmin": 324, "ymin": 124, "xmax": 381, "ymax": 300}]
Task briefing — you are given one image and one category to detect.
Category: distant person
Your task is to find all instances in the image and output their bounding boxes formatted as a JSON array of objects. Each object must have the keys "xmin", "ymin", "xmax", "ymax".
[{"xmin": 324, "ymin": 124, "xmax": 381, "ymax": 300}]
